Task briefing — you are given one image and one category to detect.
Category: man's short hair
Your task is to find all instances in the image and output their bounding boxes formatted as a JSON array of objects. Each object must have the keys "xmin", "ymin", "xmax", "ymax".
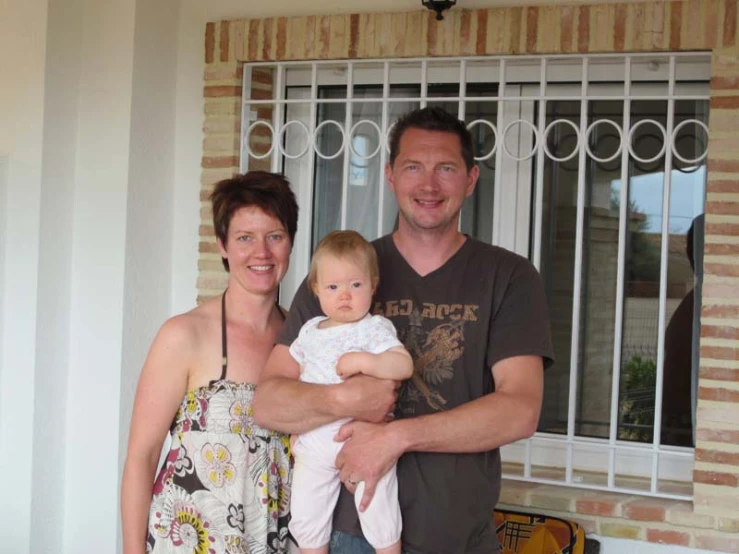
[
  {"xmin": 388, "ymin": 106, "xmax": 475, "ymax": 170},
  {"xmin": 308, "ymin": 230, "xmax": 380, "ymax": 294}
]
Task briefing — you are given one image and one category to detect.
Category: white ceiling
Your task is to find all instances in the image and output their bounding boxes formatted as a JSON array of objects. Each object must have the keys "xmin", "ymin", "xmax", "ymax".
[{"xmin": 204, "ymin": 0, "xmax": 653, "ymax": 22}]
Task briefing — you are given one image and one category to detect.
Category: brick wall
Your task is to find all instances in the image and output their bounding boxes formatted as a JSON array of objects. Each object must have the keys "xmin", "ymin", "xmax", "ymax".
[
  {"xmin": 200, "ymin": 1, "xmax": 739, "ymax": 550},
  {"xmin": 498, "ymin": 480, "xmax": 739, "ymax": 551},
  {"xmin": 199, "ymin": 62, "xmax": 274, "ymax": 302}
]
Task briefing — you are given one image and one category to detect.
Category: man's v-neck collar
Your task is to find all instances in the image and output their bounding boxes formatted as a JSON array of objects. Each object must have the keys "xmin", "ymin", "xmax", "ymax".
[{"xmin": 382, "ymin": 233, "xmax": 472, "ymax": 282}]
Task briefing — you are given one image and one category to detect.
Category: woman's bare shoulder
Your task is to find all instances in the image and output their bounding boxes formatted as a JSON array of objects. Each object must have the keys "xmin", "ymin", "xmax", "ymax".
[{"xmin": 155, "ymin": 298, "xmax": 219, "ymax": 351}]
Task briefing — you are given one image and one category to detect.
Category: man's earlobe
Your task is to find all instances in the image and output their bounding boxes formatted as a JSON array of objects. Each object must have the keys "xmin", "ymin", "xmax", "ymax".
[{"xmin": 385, "ymin": 163, "xmax": 395, "ymax": 188}]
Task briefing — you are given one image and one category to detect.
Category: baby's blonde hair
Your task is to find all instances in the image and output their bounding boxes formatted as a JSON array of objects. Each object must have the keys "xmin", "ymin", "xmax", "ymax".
[{"xmin": 308, "ymin": 230, "xmax": 379, "ymax": 294}]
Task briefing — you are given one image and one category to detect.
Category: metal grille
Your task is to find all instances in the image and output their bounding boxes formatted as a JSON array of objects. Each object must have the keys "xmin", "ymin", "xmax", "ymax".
[{"xmin": 242, "ymin": 53, "xmax": 710, "ymax": 499}]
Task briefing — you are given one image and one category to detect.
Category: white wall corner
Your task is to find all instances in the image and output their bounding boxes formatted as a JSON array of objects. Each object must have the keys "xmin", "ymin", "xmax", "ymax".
[
  {"xmin": 0, "ymin": 155, "xmax": 7, "ymax": 395},
  {"xmin": 118, "ymin": 0, "xmax": 181, "ymax": 547},
  {"xmin": 172, "ymin": 0, "xmax": 207, "ymax": 314},
  {"xmin": 30, "ymin": 0, "xmax": 85, "ymax": 550},
  {"xmin": 0, "ymin": 0, "xmax": 49, "ymax": 550},
  {"xmin": 0, "ymin": 153, "xmax": 6, "ymax": 342},
  {"xmin": 62, "ymin": 0, "xmax": 137, "ymax": 550}
]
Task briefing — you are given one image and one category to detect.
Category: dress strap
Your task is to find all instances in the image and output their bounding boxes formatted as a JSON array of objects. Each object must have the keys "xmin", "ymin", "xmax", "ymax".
[{"xmin": 220, "ymin": 290, "xmax": 228, "ymax": 381}]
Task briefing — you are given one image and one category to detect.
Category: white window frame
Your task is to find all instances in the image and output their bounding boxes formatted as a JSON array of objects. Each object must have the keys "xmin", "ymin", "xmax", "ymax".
[
  {"xmin": 241, "ymin": 53, "xmax": 711, "ymax": 500},
  {"xmin": 505, "ymin": 80, "xmax": 706, "ymax": 498}
]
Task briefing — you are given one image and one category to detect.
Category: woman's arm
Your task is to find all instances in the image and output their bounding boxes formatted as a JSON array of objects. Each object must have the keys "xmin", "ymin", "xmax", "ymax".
[{"xmin": 121, "ymin": 317, "xmax": 193, "ymax": 554}]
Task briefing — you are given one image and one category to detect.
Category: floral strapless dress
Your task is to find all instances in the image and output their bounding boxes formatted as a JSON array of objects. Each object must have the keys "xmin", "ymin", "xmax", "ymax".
[{"xmin": 147, "ymin": 380, "xmax": 293, "ymax": 554}]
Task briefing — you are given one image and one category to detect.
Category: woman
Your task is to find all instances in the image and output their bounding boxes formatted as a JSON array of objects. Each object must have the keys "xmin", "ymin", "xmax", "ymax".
[{"xmin": 121, "ymin": 171, "xmax": 298, "ymax": 554}]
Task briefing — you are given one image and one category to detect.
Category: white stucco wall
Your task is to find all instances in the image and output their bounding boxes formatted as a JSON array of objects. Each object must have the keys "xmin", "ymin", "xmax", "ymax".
[
  {"xmin": 61, "ymin": 0, "xmax": 137, "ymax": 546},
  {"xmin": 59, "ymin": 0, "xmax": 181, "ymax": 550},
  {"xmin": 118, "ymin": 0, "xmax": 180, "ymax": 548},
  {"xmin": 171, "ymin": 1, "xmax": 206, "ymax": 315},
  {"xmin": 30, "ymin": 0, "xmax": 82, "ymax": 550},
  {"xmin": 0, "ymin": 0, "xmax": 48, "ymax": 551},
  {"xmin": 1, "ymin": 0, "xmax": 180, "ymax": 550},
  {"xmin": 0, "ymin": 158, "xmax": 6, "ymax": 359}
]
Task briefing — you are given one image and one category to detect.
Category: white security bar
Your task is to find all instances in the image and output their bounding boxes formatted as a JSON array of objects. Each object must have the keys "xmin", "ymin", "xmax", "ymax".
[{"xmin": 242, "ymin": 53, "xmax": 710, "ymax": 499}]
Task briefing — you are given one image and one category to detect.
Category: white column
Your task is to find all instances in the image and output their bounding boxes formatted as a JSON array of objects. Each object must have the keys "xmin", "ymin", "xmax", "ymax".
[
  {"xmin": 0, "ymin": 1, "xmax": 49, "ymax": 551},
  {"xmin": 59, "ymin": 0, "xmax": 182, "ymax": 550},
  {"xmin": 31, "ymin": 0, "xmax": 83, "ymax": 551},
  {"xmin": 61, "ymin": 0, "xmax": 137, "ymax": 549},
  {"xmin": 1, "ymin": 0, "xmax": 183, "ymax": 551},
  {"xmin": 172, "ymin": 0, "xmax": 206, "ymax": 314},
  {"xmin": 118, "ymin": 0, "xmax": 180, "ymax": 543}
]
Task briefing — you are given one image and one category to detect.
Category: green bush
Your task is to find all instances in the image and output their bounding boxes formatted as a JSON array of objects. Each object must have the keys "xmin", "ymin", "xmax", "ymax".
[{"xmin": 618, "ymin": 355, "xmax": 657, "ymax": 442}]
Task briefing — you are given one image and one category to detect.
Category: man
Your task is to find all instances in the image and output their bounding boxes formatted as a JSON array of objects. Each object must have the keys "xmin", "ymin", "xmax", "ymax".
[
  {"xmin": 253, "ymin": 107, "xmax": 553, "ymax": 554},
  {"xmin": 661, "ymin": 213, "xmax": 704, "ymax": 447}
]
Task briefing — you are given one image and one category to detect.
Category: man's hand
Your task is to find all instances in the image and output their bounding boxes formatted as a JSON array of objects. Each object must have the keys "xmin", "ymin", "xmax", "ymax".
[
  {"xmin": 334, "ymin": 421, "xmax": 404, "ymax": 512},
  {"xmin": 337, "ymin": 375, "xmax": 399, "ymax": 423},
  {"xmin": 336, "ymin": 352, "xmax": 373, "ymax": 379}
]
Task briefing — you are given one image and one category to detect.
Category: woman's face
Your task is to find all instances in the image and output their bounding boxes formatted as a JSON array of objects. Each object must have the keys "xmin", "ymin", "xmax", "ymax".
[{"xmin": 218, "ymin": 206, "xmax": 292, "ymax": 297}]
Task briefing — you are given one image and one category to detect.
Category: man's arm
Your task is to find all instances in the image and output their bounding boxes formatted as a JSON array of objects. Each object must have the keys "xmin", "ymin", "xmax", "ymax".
[
  {"xmin": 335, "ymin": 355, "xmax": 542, "ymax": 510},
  {"xmin": 391, "ymin": 354, "xmax": 542, "ymax": 451},
  {"xmin": 253, "ymin": 345, "xmax": 400, "ymax": 433}
]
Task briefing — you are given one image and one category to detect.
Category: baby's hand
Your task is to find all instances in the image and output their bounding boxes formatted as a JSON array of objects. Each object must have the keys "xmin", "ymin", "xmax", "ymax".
[{"xmin": 337, "ymin": 352, "xmax": 374, "ymax": 379}]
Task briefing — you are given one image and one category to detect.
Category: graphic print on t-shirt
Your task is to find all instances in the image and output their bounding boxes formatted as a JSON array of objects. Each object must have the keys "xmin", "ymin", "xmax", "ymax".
[{"xmin": 374, "ymin": 299, "xmax": 479, "ymax": 415}]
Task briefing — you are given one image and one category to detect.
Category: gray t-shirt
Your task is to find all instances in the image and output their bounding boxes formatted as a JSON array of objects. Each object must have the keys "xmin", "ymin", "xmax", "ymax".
[{"xmin": 279, "ymin": 235, "xmax": 554, "ymax": 554}]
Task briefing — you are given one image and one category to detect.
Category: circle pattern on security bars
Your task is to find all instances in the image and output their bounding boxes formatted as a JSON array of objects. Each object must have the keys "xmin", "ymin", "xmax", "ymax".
[
  {"xmin": 313, "ymin": 120, "xmax": 346, "ymax": 160},
  {"xmin": 467, "ymin": 119, "xmax": 499, "ymax": 161},
  {"xmin": 671, "ymin": 119, "xmax": 709, "ymax": 165},
  {"xmin": 384, "ymin": 121, "xmax": 396, "ymax": 155},
  {"xmin": 628, "ymin": 119, "xmax": 667, "ymax": 164},
  {"xmin": 278, "ymin": 120, "xmax": 311, "ymax": 160},
  {"xmin": 245, "ymin": 120, "xmax": 276, "ymax": 159},
  {"xmin": 585, "ymin": 119, "xmax": 624, "ymax": 163},
  {"xmin": 543, "ymin": 119, "xmax": 581, "ymax": 163},
  {"xmin": 246, "ymin": 117, "xmax": 710, "ymax": 167},
  {"xmin": 503, "ymin": 119, "xmax": 540, "ymax": 161},
  {"xmin": 349, "ymin": 120, "xmax": 383, "ymax": 160}
]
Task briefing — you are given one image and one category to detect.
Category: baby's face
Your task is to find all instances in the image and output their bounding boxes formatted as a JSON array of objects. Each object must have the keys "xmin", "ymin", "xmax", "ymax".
[{"xmin": 314, "ymin": 254, "xmax": 374, "ymax": 326}]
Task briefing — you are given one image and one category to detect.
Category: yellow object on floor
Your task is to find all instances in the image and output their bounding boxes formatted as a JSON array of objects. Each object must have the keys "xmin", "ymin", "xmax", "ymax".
[{"xmin": 494, "ymin": 509, "xmax": 585, "ymax": 554}]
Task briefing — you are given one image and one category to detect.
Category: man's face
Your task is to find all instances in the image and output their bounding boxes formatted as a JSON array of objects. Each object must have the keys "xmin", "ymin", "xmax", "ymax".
[{"xmin": 386, "ymin": 128, "xmax": 479, "ymax": 235}]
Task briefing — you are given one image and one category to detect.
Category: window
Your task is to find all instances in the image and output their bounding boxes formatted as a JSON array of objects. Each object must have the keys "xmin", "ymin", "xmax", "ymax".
[{"xmin": 241, "ymin": 54, "xmax": 710, "ymax": 499}]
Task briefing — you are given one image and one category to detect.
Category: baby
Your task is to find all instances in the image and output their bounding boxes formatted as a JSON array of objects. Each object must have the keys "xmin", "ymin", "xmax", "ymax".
[{"xmin": 288, "ymin": 230, "xmax": 414, "ymax": 554}]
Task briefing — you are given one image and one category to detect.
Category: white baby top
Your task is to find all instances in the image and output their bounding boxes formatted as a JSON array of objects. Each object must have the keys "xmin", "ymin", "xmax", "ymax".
[{"xmin": 290, "ymin": 314, "xmax": 404, "ymax": 385}]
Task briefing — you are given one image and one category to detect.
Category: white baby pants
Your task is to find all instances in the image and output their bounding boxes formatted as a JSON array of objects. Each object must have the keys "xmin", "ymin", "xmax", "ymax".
[{"xmin": 289, "ymin": 419, "xmax": 402, "ymax": 550}]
